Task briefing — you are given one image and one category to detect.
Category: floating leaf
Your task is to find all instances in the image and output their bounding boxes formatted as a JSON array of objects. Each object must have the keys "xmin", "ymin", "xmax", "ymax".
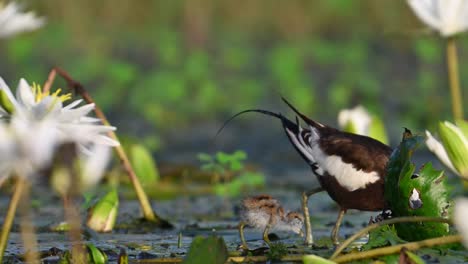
[
  {"xmin": 131, "ymin": 144, "xmax": 160, "ymax": 187},
  {"xmin": 182, "ymin": 235, "xmax": 228, "ymax": 264},
  {"xmin": 385, "ymin": 133, "xmax": 451, "ymax": 241}
]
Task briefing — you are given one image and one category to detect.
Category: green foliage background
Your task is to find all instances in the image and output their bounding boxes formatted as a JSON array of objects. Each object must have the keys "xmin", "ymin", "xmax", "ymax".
[{"xmin": 2, "ymin": 0, "xmax": 467, "ymax": 148}]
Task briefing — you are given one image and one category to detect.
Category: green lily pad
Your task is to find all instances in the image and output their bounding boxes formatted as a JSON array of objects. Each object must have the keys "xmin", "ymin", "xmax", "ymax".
[{"xmin": 385, "ymin": 133, "xmax": 451, "ymax": 241}]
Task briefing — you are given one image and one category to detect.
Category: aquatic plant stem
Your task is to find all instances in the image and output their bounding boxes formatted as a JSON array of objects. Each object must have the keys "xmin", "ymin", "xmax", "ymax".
[
  {"xmin": 330, "ymin": 216, "xmax": 451, "ymax": 259},
  {"xmin": 46, "ymin": 67, "xmax": 170, "ymax": 226},
  {"xmin": 446, "ymin": 36, "xmax": 464, "ymax": 120},
  {"xmin": 63, "ymin": 195, "xmax": 86, "ymax": 263},
  {"xmin": 0, "ymin": 178, "xmax": 26, "ymax": 262},
  {"xmin": 18, "ymin": 181, "xmax": 39, "ymax": 263},
  {"xmin": 332, "ymin": 234, "xmax": 461, "ymax": 263}
]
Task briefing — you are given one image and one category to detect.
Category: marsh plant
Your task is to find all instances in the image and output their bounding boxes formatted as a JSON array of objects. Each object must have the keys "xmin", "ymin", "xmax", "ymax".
[{"xmin": 198, "ymin": 151, "xmax": 265, "ymax": 197}]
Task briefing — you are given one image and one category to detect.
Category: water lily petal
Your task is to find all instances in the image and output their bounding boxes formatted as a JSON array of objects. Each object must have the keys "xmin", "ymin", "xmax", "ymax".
[
  {"xmin": 59, "ymin": 103, "xmax": 95, "ymax": 121},
  {"xmin": 407, "ymin": 0, "xmax": 468, "ymax": 36},
  {"xmin": 81, "ymin": 144, "xmax": 111, "ymax": 189},
  {"xmin": 63, "ymin": 99, "xmax": 83, "ymax": 110},
  {"xmin": 454, "ymin": 198, "xmax": 468, "ymax": 248},
  {"xmin": 407, "ymin": 0, "xmax": 441, "ymax": 32},
  {"xmin": 425, "ymin": 130, "xmax": 458, "ymax": 174},
  {"xmin": 338, "ymin": 105, "xmax": 371, "ymax": 135},
  {"xmin": 16, "ymin": 78, "xmax": 35, "ymax": 109},
  {"xmin": 0, "ymin": 2, "xmax": 45, "ymax": 38}
]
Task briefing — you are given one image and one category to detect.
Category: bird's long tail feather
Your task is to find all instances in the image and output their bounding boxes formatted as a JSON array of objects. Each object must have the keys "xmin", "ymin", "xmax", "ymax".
[
  {"xmin": 215, "ymin": 109, "xmax": 299, "ymax": 138},
  {"xmin": 215, "ymin": 107, "xmax": 316, "ymax": 165}
]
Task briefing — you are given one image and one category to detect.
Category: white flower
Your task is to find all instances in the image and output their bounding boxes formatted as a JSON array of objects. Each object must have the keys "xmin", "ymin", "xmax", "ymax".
[
  {"xmin": 0, "ymin": 2, "xmax": 45, "ymax": 38},
  {"xmin": 426, "ymin": 121, "xmax": 468, "ymax": 179},
  {"xmin": 454, "ymin": 198, "xmax": 468, "ymax": 248},
  {"xmin": 0, "ymin": 116, "xmax": 57, "ymax": 181},
  {"xmin": 0, "ymin": 77, "xmax": 119, "ymax": 153},
  {"xmin": 80, "ymin": 144, "xmax": 111, "ymax": 189},
  {"xmin": 425, "ymin": 130, "xmax": 457, "ymax": 173},
  {"xmin": 338, "ymin": 105, "xmax": 372, "ymax": 136},
  {"xmin": 407, "ymin": 0, "xmax": 468, "ymax": 37},
  {"xmin": 426, "ymin": 120, "xmax": 468, "ymax": 180}
]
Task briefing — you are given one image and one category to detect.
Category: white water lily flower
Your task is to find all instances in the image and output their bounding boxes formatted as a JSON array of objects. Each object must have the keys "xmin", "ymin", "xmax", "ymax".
[
  {"xmin": 338, "ymin": 105, "xmax": 372, "ymax": 136},
  {"xmin": 0, "ymin": 77, "xmax": 119, "ymax": 153},
  {"xmin": 0, "ymin": 2, "xmax": 45, "ymax": 38},
  {"xmin": 0, "ymin": 116, "xmax": 57, "ymax": 181},
  {"xmin": 407, "ymin": 0, "xmax": 468, "ymax": 37},
  {"xmin": 338, "ymin": 105, "xmax": 389, "ymax": 144},
  {"xmin": 425, "ymin": 120, "xmax": 468, "ymax": 179},
  {"xmin": 454, "ymin": 198, "xmax": 468, "ymax": 248}
]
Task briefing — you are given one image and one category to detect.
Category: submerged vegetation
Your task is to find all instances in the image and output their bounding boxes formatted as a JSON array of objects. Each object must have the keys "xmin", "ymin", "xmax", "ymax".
[{"xmin": 0, "ymin": 0, "xmax": 467, "ymax": 263}]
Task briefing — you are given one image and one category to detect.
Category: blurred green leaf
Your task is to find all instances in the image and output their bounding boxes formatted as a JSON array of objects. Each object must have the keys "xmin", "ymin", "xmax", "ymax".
[
  {"xmin": 106, "ymin": 61, "xmax": 138, "ymax": 86},
  {"xmin": 131, "ymin": 144, "xmax": 160, "ymax": 187},
  {"xmin": 213, "ymin": 172, "xmax": 265, "ymax": 197},
  {"xmin": 183, "ymin": 235, "xmax": 228, "ymax": 264},
  {"xmin": 86, "ymin": 243, "xmax": 108, "ymax": 264},
  {"xmin": 197, "ymin": 153, "xmax": 213, "ymax": 162},
  {"xmin": 7, "ymin": 37, "xmax": 34, "ymax": 63},
  {"xmin": 369, "ymin": 114, "xmax": 389, "ymax": 145},
  {"xmin": 86, "ymin": 189, "xmax": 119, "ymax": 232},
  {"xmin": 185, "ymin": 51, "xmax": 211, "ymax": 82},
  {"xmin": 414, "ymin": 39, "xmax": 441, "ymax": 64}
]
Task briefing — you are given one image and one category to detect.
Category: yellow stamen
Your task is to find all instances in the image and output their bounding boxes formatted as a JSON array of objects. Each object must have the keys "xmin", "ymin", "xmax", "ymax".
[{"xmin": 31, "ymin": 83, "xmax": 71, "ymax": 103}]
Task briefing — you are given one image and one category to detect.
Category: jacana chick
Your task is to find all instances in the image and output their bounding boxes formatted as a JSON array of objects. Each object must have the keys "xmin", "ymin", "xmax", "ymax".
[{"xmin": 239, "ymin": 194, "xmax": 304, "ymax": 250}]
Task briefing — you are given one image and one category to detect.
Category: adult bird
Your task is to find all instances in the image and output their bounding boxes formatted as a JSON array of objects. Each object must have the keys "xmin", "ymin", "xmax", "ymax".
[{"xmin": 218, "ymin": 98, "xmax": 392, "ymax": 245}]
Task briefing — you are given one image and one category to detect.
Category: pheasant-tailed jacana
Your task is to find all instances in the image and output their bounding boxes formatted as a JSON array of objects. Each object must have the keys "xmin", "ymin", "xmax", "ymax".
[
  {"xmin": 220, "ymin": 98, "xmax": 392, "ymax": 245},
  {"xmin": 239, "ymin": 194, "xmax": 304, "ymax": 250}
]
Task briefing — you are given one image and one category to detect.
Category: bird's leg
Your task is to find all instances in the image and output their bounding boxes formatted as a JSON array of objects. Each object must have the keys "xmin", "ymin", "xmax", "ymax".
[
  {"xmin": 262, "ymin": 223, "xmax": 272, "ymax": 247},
  {"xmin": 331, "ymin": 208, "xmax": 346, "ymax": 246},
  {"xmin": 238, "ymin": 221, "xmax": 249, "ymax": 250},
  {"xmin": 302, "ymin": 187, "xmax": 324, "ymax": 246}
]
